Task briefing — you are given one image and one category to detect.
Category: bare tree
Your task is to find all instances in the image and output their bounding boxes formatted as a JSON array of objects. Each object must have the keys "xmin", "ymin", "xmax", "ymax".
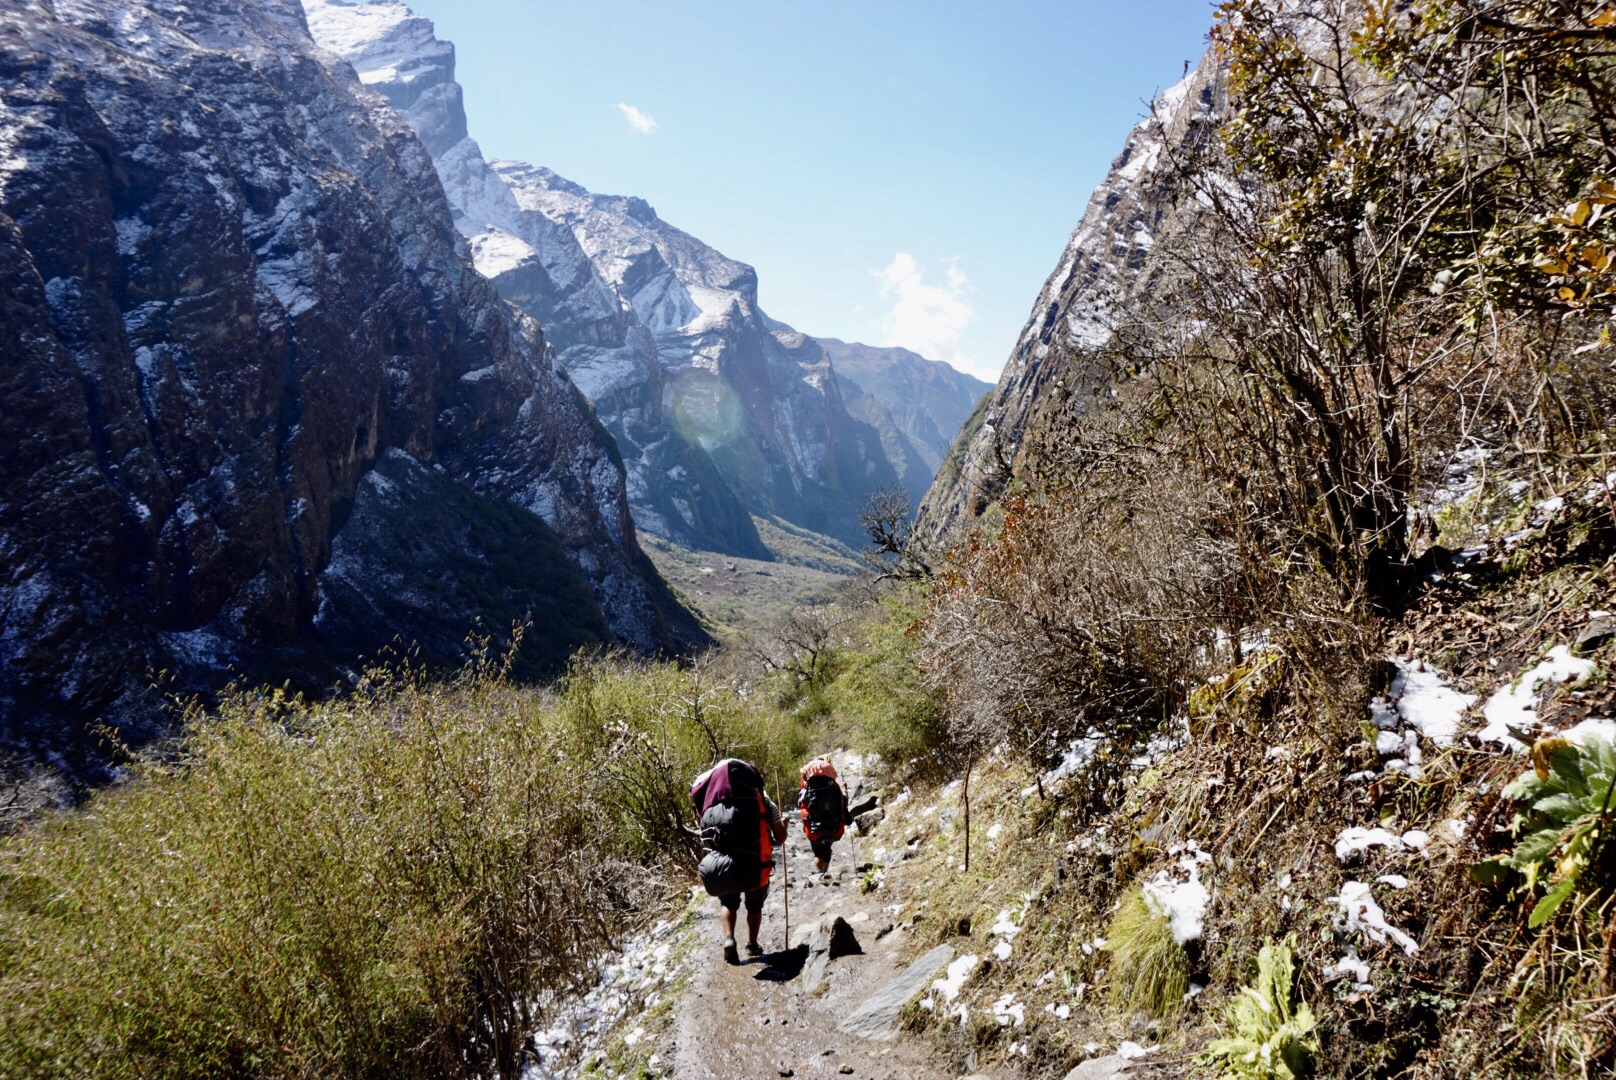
[{"xmin": 859, "ymin": 487, "xmax": 933, "ymax": 582}]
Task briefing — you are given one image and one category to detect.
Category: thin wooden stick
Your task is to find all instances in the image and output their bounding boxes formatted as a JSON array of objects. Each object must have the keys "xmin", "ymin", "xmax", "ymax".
[
  {"xmin": 963, "ymin": 752, "xmax": 973, "ymax": 874},
  {"xmin": 776, "ymin": 768, "xmax": 790, "ymax": 952}
]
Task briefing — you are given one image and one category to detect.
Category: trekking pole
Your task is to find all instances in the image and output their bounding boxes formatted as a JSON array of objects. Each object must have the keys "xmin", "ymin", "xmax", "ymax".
[
  {"xmin": 849, "ymin": 809, "xmax": 859, "ymax": 872},
  {"xmin": 776, "ymin": 767, "xmax": 790, "ymax": 952}
]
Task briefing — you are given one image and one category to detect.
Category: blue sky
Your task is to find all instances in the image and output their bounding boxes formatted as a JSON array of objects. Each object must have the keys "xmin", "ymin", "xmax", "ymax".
[{"xmin": 405, "ymin": 0, "xmax": 1214, "ymax": 382}]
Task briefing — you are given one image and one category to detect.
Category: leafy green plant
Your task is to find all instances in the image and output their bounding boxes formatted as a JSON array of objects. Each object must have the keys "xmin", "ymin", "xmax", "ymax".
[
  {"xmin": 1201, "ymin": 940, "xmax": 1319, "ymax": 1080},
  {"xmin": 1104, "ymin": 884, "xmax": 1189, "ymax": 1018},
  {"xmin": 1474, "ymin": 735, "xmax": 1616, "ymax": 928}
]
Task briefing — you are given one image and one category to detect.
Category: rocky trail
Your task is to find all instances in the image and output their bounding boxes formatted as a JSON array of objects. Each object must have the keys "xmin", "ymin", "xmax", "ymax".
[
  {"xmin": 667, "ymin": 761, "xmax": 960, "ymax": 1080},
  {"xmin": 540, "ymin": 756, "xmax": 1162, "ymax": 1080}
]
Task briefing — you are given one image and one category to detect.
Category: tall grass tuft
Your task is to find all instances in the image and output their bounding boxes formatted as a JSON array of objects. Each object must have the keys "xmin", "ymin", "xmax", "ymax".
[
  {"xmin": 0, "ymin": 646, "xmax": 803, "ymax": 1079},
  {"xmin": 1104, "ymin": 884, "xmax": 1190, "ymax": 1019}
]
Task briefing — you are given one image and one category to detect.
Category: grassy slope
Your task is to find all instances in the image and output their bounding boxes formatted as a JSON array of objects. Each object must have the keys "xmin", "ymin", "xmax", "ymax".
[
  {"xmin": 846, "ymin": 466, "xmax": 1616, "ymax": 1078},
  {"xmin": 640, "ymin": 515, "xmax": 866, "ymax": 641}
]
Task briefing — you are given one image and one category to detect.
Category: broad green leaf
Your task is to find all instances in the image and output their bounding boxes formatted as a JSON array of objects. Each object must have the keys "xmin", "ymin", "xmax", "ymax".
[
  {"xmin": 1533, "ymin": 793, "xmax": 1588, "ymax": 822},
  {"xmin": 1510, "ymin": 827, "xmax": 1565, "ymax": 867},
  {"xmin": 1529, "ymin": 877, "xmax": 1577, "ymax": 929}
]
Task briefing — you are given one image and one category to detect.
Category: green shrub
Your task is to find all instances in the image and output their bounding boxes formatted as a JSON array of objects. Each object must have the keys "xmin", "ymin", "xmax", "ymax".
[
  {"xmin": 1104, "ymin": 884, "xmax": 1189, "ymax": 1018},
  {"xmin": 1475, "ymin": 734, "xmax": 1616, "ymax": 928},
  {"xmin": 0, "ymin": 651, "xmax": 804, "ymax": 1079},
  {"xmin": 822, "ymin": 588, "xmax": 952, "ymax": 774},
  {"xmin": 1200, "ymin": 940, "xmax": 1318, "ymax": 1079},
  {"xmin": 552, "ymin": 655, "xmax": 810, "ymax": 867}
]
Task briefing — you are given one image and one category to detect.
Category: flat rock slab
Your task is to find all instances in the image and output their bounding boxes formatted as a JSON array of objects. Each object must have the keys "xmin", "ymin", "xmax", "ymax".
[
  {"xmin": 837, "ymin": 944, "xmax": 955, "ymax": 1040},
  {"xmin": 1064, "ymin": 1057, "xmax": 1137, "ymax": 1080}
]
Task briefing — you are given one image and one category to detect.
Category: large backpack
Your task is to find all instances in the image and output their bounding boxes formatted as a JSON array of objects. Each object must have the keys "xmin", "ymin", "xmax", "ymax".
[
  {"xmin": 692, "ymin": 760, "xmax": 770, "ymax": 897},
  {"xmin": 800, "ymin": 773, "xmax": 846, "ymax": 843}
]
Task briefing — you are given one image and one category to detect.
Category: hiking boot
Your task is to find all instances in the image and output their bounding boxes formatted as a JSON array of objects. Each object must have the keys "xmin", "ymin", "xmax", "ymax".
[
  {"xmin": 745, "ymin": 940, "xmax": 763, "ymax": 958},
  {"xmin": 723, "ymin": 937, "xmax": 740, "ymax": 966}
]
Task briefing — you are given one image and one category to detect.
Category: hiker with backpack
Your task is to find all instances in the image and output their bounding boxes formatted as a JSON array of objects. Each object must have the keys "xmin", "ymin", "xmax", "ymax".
[
  {"xmin": 797, "ymin": 757, "xmax": 851, "ymax": 876},
  {"xmin": 691, "ymin": 758, "xmax": 789, "ymax": 965}
]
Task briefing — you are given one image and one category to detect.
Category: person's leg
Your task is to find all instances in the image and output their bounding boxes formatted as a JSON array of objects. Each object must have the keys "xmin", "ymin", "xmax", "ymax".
[
  {"xmin": 719, "ymin": 894, "xmax": 741, "ymax": 964},
  {"xmin": 811, "ymin": 838, "xmax": 834, "ymax": 873},
  {"xmin": 744, "ymin": 885, "xmax": 769, "ymax": 952}
]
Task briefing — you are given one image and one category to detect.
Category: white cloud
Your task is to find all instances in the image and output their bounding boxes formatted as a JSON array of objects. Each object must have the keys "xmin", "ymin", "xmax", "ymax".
[
  {"xmin": 874, "ymin": 253, "xmax": 978, "ymax": 372},
  {"xmin": 616, "ymin": 103, "xmax": 658, "ymax": 135}
]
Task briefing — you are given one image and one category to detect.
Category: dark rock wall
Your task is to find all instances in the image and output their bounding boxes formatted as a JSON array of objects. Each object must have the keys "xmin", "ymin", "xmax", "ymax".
[{"xmin": 0, "ymin": 0, "xmax": 698, "ymax": 763}]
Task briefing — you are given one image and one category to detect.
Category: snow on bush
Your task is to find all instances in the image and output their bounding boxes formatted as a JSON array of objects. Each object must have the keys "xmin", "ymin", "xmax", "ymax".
[
  {"xmin": 1141, "ymin": 841, "xmax": 1213, "ymax": 944},
  {"xmin": 1333, "ymin": 881, "xmax": 1419, "ymax": 955},
  {"xmin": 1322, "ymin": 947, "xmax": 1373, "ymax": 993},
  {"xmin": 1335, "ymin": 826, "xmax": 1426, "ymax": 864}
]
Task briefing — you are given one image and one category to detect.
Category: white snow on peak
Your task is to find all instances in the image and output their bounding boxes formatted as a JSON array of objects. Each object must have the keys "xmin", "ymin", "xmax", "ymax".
[
  {"xmin": 303, "ymin": 0, "xmax": 451, "ymax": 88},
  {"xmin": 467, "ymin": 228, "xmax": 536, "ymax": 279}
]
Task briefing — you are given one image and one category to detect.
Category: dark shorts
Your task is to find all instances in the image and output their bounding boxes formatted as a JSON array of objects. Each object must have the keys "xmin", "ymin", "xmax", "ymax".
[
  {"xmin": 810, "ymin": 838, "xmax": 836, "ymax": 861},
  {"xmin": 719, "ymin": 885, "xmax": 769, "ymax": 914}
]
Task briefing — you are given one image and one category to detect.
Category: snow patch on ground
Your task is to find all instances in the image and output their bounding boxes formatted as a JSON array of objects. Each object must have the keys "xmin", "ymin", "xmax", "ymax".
[
  {"xmin": 1378, "ymin": 659, "xmax": 1476, "ymax": 747},
  {"xmin": 1477, "ymin": 645, "xmax": 1600, "ymax": 750},
  {"xmin": 1333, "ymin": 881, "xmax": 1419, "ymax": 955},
  {"xmin": 931, "ymin": 953, "xmax": 979, "ymax": 1004},
  {"xmin": 522, "ymin": 917, "xmax": 686, "ymax": 1078},
  {"xmin": 988, "ymin": 895, "xmax": 1031, "ymax": 961},
  {"xmin": 990, "ymin": 993, "xmax": 1026, "ymax": 1027}
]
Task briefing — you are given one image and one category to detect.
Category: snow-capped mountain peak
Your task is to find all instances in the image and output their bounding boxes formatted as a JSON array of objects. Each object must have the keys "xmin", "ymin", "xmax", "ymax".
[{"xmin": 304, "ymin": 0, "xmax": 917, "ymax": 554}]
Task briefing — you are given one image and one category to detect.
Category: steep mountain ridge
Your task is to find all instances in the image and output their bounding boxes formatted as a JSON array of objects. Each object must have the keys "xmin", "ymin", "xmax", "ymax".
[
  {"xmin": 921, "ymin": 62, "xmax": 1222, "ymax": 537},
  {"xmin": 304, "ymin": 0, "xmax": 962, "ymax": 553},
  {"xmin": 0, "ymin": 0, "xmax": 693, "ymax": 763},
  {"xmin": 817, "ymin": 337, "xmax": 991, "ymax": 502}
]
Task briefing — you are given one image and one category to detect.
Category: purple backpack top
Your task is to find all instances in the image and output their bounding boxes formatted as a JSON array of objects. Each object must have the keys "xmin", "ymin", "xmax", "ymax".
[{"xmin": 691, "ymin": 758, "xmax": 763, "ymax": 816}]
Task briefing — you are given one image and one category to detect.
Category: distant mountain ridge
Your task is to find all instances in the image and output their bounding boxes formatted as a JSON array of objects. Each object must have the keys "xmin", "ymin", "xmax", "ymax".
[
  {"xmin": 817, "ymin": 339, "xmax": 992, "ymax": 503},
  {"xmin": 304, "ymin": 0, "xmax": 983, "ymax": 552}
]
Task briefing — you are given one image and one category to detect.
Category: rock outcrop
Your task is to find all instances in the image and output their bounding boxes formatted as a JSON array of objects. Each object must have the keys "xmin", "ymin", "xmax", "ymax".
[
  {"xmin": 305, "ymin": 0, "xmax": 923, "ymax": 553},
  {"xmin": 920, "ymin": 61, "xmax": 1222, "ymax": 539},
  {"xmin": 0, "ymin": 0, "xmax": 696, "ymax": 765}
]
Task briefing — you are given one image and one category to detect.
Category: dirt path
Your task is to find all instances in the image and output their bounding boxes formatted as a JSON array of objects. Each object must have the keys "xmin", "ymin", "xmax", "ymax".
[{"xmin": 669, "ymin": 761, "xmax": 962, "ymax": 1080}]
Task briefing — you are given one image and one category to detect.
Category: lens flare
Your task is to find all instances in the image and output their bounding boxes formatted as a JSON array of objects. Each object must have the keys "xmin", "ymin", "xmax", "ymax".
[{"xmin": 666, "ymin": 370, "xmax": 743, "ymax": 451}]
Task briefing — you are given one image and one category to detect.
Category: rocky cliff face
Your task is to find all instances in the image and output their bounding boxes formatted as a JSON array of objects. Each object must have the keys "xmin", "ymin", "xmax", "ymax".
[
  {"xmin": 816, "ymin": 338, "xmax": 991, "ymax": 503},
  {"xmin": 305, "ymin": 0, "xmax": 917, "ymax": 554},
  {"xmin": 0, "ymin": 0, "xmax": 695, "ymax": 764},
  {"xmin": 920, "ymin": 62, "xmax": 1222, "ymax": 539}
]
